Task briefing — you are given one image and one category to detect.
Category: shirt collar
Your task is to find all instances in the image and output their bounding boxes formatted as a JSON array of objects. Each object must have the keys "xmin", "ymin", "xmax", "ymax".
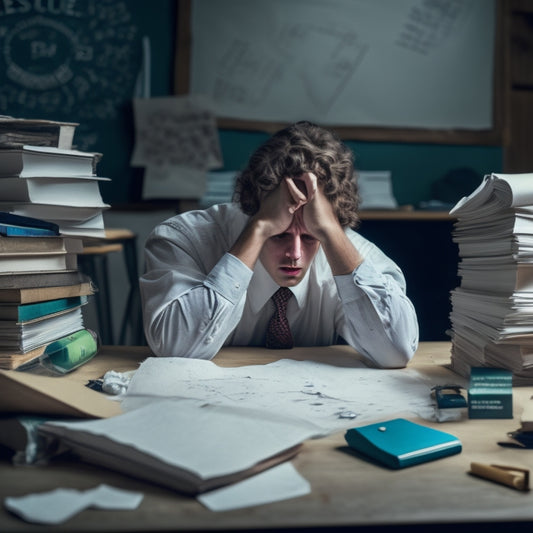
[{"xmin": 248, "ymin": 259, "xmax": 311, "ymax": 313}]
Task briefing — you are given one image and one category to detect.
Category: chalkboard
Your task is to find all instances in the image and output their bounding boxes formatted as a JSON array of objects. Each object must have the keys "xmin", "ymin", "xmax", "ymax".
[
  {"xmin": 176, "ymin": 0, "xmax": 503, "ymax": 145},
  {"xmin": 0, "ymin": 1, "xmax": 176, "ymax": 204}
]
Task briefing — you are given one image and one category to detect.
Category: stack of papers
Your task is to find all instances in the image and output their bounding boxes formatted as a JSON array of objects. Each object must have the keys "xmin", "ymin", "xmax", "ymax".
[
  {"xmin": 357, "ymin": 171, "xmax": 398, "ymax": 210},
  {"xmin": 448, "ymin": 173, "xmax": 533, "ymax": 383},
  {"xmin": 38, "ymin": 398, "xmax": 320, "ymax": 495}
]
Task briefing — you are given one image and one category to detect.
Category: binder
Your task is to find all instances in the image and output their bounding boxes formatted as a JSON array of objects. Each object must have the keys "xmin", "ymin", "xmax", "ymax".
[{"xmin": 344, "ymin": 418, "xmax": 462, "ymax": 469}]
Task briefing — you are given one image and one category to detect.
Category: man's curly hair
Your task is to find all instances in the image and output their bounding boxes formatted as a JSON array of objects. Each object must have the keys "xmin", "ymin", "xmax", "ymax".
[{"xmin": 233, "ymin": 121, "xmax": 360, "ymax": 228}]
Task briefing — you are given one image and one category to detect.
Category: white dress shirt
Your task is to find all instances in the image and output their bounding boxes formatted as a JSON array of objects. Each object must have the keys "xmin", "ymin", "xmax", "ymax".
[{"xmin": 140, "ymin": 203, "xmax": 419, "ymax": 368}]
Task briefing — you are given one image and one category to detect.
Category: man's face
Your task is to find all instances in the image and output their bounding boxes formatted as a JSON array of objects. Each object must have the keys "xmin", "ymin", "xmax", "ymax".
[{"xmin": 259, "ymin": 215, "xmax": 320, "ymax": 287}]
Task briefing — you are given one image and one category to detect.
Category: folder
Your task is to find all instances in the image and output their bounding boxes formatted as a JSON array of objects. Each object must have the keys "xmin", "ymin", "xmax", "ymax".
[{"xmin": 344, "ymin": 418, "xmax": 462, "ymax": 469}]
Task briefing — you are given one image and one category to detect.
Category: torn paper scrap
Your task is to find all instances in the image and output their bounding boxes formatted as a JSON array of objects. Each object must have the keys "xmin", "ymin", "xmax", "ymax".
[
  {"xmin": 4, "ymin": 484, "xmax": 143, "ymax": 525},
  {"xmin": 197, "ymin": 462, "xmax": 310, "ymax": 511}
]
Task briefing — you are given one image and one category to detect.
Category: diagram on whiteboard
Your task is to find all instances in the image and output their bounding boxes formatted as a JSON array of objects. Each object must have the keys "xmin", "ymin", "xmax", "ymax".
[{"xmin": 190, "ymin": 0, "xmax": 495, "ymax": 129}]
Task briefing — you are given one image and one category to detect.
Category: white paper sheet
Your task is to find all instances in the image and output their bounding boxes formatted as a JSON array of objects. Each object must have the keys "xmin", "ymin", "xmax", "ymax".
[
  {"xmin": 131, "ymin": 95, "xmax": 223, "ymax": 200},
  {"xmin": 197, "ymin": 462, "xmax": 310, "ymax": 511},
  {"xmin": 123, "ymin": 358, "xmax": 437, "ymax": 433},
  {"xmin": 4, "ymin": 485, "xmax": 143, "ymax": 525}
]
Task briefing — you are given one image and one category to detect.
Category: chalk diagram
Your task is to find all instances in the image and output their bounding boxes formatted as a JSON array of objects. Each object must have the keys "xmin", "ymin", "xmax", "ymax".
[{"xmin": 0, "ymin": 2, "xmax": 141, "ymax": 148}]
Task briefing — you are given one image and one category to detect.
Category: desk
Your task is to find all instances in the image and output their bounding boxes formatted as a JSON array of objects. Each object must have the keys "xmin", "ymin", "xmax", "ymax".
[{"xmin": 1, "ymin": 342, "xmax": 533, "ymax": 532}]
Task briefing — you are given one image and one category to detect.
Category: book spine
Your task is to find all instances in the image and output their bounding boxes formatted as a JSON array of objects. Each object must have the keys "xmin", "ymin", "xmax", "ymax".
[{"xmin": 0, "ymin": 225, "xmax": 58, "ymax": 237}]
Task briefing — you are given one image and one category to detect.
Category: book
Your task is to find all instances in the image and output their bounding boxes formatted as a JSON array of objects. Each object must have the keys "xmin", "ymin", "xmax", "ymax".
[
  {"xmin": 0, "ymin": 281, "xmax": 94, "ymax": 304},
  {"xmin": 0, "ymin": 204, "xmax": 108, "ymax": 238},
  {"xmin": 37, "ymin": 399, "xmax": 320, "ymax": 495},
  {"xmin": 0, "ymin": 145, "xmax": 101, "ymax": 178},
  {"xmin": 0, "ymin": 211, "xmax": 59, "ymax": 234},
  {"xmin": 0, "ymin": 235, "xmax": 82, "ymax": 254},
  {"xmin": 0, "ymin": 224, "xmax": 58, "ymax": 237},
  {"xmin": 1, "ymin": 176, "xmax": 108, "ymax": 206},
  {"xmin": 0, "ymin": 306, "xmax": 84, "ymax": 352},
  {"xmin": 344, "ymin": 418, "xmax": 462, "ymax": 469},
  {"xmin": 0, "ymin": 203, "xmax": 104, "ymax": 223},
  {"xmin": 0, "ymin": 251, "xmax": 78, "ymax": 274},
  {"xmin": 0, "ymin": 295, "xmax": 88, "ymax": 322},
  {"xmin": 0, "ymin": 270, "xmax": 88, "ymax": 290},
  {"xmin": 0, "ymin": 116, "xmax": 78, "ymax": 150},
  {"xmin": 0, "ymin": 345, "xmax": 49, "ymax": 371}
]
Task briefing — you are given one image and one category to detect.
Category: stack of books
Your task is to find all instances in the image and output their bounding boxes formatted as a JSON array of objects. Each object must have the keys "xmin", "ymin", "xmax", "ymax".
[
  {"xmin": 0, "ymin": 116, "xmax": 109, "ymax": 238},
  {"xmin": 448, "ymin": 172, "xmax": 533, "ymax": 384},
  {"xmin": 0, "ymin": 212, "xmax": 97, "ymax": 369},
  {"xmin": 0, "ymin": 117, "xmax": 107, "ymax": 370}
]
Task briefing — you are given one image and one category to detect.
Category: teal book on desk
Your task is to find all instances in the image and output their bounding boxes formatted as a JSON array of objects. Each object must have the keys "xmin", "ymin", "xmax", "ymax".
[
  {"xmin": 345, "ymin": 418, "xmax": 462, "ymax": 469},
  {"xmin": 0, "ymin": 295, "xmax": 87, "ymax": 322}
]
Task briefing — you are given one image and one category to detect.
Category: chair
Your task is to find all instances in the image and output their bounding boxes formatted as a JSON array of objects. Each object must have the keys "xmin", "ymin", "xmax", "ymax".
[{"xmin": 79, "ymin": 229, "xmax": 144, "ymax": 345}]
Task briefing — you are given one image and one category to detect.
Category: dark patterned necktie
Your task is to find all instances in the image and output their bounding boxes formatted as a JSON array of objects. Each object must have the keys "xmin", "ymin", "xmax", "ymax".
[{"xmin": 265, "ymin": 287, "xmax": 294, "ymax": 349}]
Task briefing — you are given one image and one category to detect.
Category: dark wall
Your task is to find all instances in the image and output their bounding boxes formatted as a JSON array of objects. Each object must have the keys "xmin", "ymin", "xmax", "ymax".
[{"xmin": 357, "ymin": 218, "xmax": 459, "ymax": 341}]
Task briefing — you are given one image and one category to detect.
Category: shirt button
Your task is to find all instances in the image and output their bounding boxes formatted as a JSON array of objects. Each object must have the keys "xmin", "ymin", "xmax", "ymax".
[
  {"xmin": 234, "ymin": 282, "xmax": 240, "ymax": 288},
  {"xmin": 205, "ymin": 336, "xmax": 213, "ymax": 344}
]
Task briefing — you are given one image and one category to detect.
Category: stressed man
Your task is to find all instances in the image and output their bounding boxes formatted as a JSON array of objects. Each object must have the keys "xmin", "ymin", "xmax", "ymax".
[{"xmin": 140, "ymin": 121, "xmax": 419, "ymax": 368}]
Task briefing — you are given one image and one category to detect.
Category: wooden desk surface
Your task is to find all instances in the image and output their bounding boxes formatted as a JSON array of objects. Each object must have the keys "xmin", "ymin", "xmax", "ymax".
[{"xmin": 1, "ymin": 342, "xmax": 533, "ymax": 532}]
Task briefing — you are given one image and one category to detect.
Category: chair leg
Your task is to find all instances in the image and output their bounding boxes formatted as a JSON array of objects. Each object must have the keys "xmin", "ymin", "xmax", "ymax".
[
  {"xmin": 119, "ymin": 238, "xmax": 145, "ymax": 345},
  {"xmin": 79, "ymin": 254, "xmax": 114, "ymax": 345}
]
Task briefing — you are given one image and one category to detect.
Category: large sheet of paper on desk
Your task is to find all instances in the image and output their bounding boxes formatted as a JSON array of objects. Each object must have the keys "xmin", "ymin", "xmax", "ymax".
[{"xmin": 123, "ymin": 358, "xmax": 437, "ymax": 433}]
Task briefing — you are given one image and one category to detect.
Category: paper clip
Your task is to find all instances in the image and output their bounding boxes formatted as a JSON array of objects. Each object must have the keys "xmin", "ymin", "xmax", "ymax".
[{"xmin": 469, "ymin": 462, "xmax": 530, "ymax": 491}]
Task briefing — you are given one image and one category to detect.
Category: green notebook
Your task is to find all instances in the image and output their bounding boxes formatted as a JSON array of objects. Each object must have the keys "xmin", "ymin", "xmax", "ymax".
[{"xmin": 344, "ymin": 418, "xmax": 462, "ymax": 469}]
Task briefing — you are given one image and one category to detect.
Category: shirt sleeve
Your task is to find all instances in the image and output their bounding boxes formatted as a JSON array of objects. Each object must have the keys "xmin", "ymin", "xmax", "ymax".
[
  {"xmin": 334, "ymin": 257, "xmax": 419, "ymax": 369},
  {"xmin": 141, "ymin": 223, "xmax": 253, "ymax": 359}
]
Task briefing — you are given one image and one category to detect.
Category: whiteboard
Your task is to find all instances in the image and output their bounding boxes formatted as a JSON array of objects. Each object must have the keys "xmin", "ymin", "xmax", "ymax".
[{"xmin": 189, "ymin": 0, "xmax": 495, "ymax": 130}]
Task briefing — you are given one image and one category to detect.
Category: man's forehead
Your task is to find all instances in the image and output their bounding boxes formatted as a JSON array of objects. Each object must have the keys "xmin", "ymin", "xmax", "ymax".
[{"xmin": 282, "ymin": 214, "xmax": 309, "ymax": 235}]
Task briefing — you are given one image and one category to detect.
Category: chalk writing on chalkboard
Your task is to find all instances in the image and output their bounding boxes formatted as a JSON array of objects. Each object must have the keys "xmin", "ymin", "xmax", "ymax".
[{"xmin": 0, "ymin": 1, "xmax": 141, "ymax": 149}]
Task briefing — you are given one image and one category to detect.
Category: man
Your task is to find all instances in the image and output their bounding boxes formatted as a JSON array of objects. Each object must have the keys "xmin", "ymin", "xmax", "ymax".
[{"xmin": 140, "ymin": 121, "xmax": 418, "ymax": 368}]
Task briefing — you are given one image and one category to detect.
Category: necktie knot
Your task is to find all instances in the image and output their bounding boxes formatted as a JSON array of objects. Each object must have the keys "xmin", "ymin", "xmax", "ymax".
[
  {"xmin": 265, "ymin": 287, "xmax": 294, "ymax": 349},
  {"xmin": 272, "ymin": 286, "xmax": 292, "ymax": 309}
]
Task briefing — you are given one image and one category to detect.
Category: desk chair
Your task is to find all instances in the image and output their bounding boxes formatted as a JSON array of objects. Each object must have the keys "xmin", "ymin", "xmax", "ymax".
[{"xmin": 79, "ymin": 229, "xmax": 144, "ymax": 346}]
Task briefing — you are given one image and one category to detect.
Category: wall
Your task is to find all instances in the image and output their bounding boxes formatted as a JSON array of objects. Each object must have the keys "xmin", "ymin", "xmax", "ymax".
[
  {"xmin": 218, "ymin": 130, "xmax": 503, "ymax": 207},
  {"xmin": 0, "ymin": 2, "xmax": 504, "ymax": 206}
]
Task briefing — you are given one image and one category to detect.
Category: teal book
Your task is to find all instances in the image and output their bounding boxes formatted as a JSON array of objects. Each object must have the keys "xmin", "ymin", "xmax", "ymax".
[
  {"xmin": 0, "ymin": 212, "xmax": 59, "ymax": 236},
  {"xmin": 0, "ymin": 224, "xmax": 58, "ymax": 236},
  {"xmin": 344, "ymin": 418, "xmax": 462, "ymax": 469},
  {"xmin": 0, "ymin": 296, "xmax": 88, "ymax": 322}
]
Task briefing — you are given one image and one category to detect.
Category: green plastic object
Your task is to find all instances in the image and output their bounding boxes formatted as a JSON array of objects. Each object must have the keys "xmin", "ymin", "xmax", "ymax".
[{"xmin": 41, "ymin": 329, "xmax": 99, "ymax": 374}]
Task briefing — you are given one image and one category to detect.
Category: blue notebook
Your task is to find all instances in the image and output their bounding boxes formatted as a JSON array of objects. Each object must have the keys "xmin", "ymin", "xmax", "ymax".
[{"xmin": 344, "ymin": 418, "xmax": 462, "ymax": 469}]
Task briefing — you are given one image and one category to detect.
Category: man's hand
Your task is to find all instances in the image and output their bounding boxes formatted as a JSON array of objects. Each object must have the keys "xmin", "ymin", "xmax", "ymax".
[
  {"xmin": 288, "ymin": 173, "xmax": 338, "ymax": 242},
  {"xmin": 290, "ymin": 172, "xmax": 364, "ymax": 275}
]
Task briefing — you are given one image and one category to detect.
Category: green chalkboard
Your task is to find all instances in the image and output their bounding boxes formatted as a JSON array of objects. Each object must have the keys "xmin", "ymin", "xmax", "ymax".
[{"xmin": 0, "ymin": 0, "xmax": 176, "ymax": 204}]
